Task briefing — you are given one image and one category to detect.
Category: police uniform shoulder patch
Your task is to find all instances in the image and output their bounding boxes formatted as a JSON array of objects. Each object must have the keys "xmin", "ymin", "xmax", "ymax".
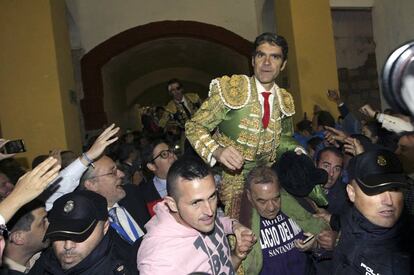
[
  {"xmin": 377, "ymin": 155, "xmax": 387, "ymax": 166},
  {"xmin": 185, "ymin": 93, "xmax": 200, "ymax": 103},
  {"xmin": 209, "ymin": 75, "xmax": 251, "ymax": 109},
  {"xmin": 63, "ymin": 200, "xmax": 74, "ymax": 213},
  {"xmin": 277, "ymin": 88, "xmax": 295, "ymax": 117},
  {"xmin": 164, "ymin": 100, "xmax": 177, "ymax": 114},
  {"xmin": 113, "ymin": 263, "xmax": 127, "ymax": 274}
]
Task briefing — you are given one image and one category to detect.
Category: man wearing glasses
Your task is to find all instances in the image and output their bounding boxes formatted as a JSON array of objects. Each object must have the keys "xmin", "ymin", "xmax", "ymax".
[
  {"xmin": 79, "ymin": 155, "xmax": 150, "ymax": 243},
  {"xmin": 139, "ymin": 140, "xmax": 178, "ymax": 216},
  {"xmin": 79, "ymin": 155, "xmax": 151, "ymax": 274}
]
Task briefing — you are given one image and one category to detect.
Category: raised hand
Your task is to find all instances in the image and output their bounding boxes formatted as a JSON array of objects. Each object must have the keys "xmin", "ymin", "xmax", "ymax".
[
  {"xmin": 12, "ymin": 157, "xmax": 60, "ymax": 205},
  {"xmin": 359, "ymin": 104, "xmax": 376, "ymax": 118},
  {"xmin": 49, "ymin": 149, "xmax": 62, "ymax": 167},
  {"xmin": 0, "ymin": 157, "xmax": 60, "ymax": 222},
  {"xmin": 324, "ymin": 126, "xmax": 348, "ymax": 147},
  {"xmin": 343, "ymin": 137, "xmax": 365, "ymax": 156},
  {"xmin": 85, "ymin": 123, "xmax": 120, "ymax": 161},
  {"xmin": 327, "ymin": 89, "xmax": 341, "ymax": 104}
]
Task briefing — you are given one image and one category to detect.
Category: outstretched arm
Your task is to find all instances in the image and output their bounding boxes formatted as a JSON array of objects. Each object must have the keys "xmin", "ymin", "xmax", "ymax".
[
  {"xmin": 44, "ymin": 124, "xmax": 120, "ymax": 211},
  {"xmin": 0, "ymin": 157, "xmax": 60, "ymax": 222}
]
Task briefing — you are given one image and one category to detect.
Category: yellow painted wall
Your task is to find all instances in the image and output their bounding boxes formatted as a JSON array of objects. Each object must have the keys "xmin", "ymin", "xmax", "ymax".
[
  {"xmin": 50, "ymin": 0, "xmax": 82, "ymax": 153},
  {"xmin": 0, "ymin": 0, "xmax": 82, "ymax": 166},
  {"xmin": 275, "ymin": 0, "xmax": 339, "ymax": 121}
]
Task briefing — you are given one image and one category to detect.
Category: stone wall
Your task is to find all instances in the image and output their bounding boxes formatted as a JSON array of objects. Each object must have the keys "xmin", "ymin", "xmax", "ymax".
[{"xmin": 338, "ymin": 53, "xmax": 381, "ymax": 114}]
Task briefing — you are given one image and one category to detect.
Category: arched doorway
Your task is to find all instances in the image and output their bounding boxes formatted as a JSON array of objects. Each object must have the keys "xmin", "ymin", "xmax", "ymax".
[{"xmin": 81, "ymin": 20, "xmax": 253, "ymax": 130}]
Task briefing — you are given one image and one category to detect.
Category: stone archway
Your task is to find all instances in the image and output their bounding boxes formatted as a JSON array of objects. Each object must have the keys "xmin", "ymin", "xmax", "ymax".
[{"xmin": 80, "ymin": 20, "xmax": 253, "ymax": 130}]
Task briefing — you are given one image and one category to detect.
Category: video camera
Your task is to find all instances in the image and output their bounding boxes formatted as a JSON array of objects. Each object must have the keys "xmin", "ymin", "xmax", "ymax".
[{"xmin": 382, "ymin": 41, "xmax": 414, "ymax": 118}]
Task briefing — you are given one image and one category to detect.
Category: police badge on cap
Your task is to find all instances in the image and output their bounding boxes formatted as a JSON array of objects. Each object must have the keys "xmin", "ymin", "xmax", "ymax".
[{"xmin": 348, "ymin": 149, "xmax": 411, "ymax": 195}]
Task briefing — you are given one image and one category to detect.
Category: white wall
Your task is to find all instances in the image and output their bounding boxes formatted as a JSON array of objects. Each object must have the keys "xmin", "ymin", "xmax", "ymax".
[
  {"xmin": 66, "ymin": 0, "xmax": 262, "ymax": 53},
  {"xmin": 330, "ymin": 0, "xmax": 373, "ymax": 8}
]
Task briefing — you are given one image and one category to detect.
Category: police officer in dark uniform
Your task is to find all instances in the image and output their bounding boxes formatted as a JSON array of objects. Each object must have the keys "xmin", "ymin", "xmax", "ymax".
[
  {"xmin": 29, "ymin": 191, "xmax": 131, "ymax": 275},
  {"xmin": 332, "ymin": 149, "xmax": 412, "ymax": 275}
]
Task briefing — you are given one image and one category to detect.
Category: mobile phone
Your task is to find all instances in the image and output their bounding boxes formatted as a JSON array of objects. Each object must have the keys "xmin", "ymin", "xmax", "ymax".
[
  {"xmin": 4, "ymin": 139, "xmax": 26, "ymax": 154},
  {"xmin": 302, "ymin": 234, "xmax": 315, "ymax": 244}
]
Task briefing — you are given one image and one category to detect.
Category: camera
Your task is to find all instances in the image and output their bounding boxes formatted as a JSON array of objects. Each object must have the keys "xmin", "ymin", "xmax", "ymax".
[{"xmin": 382, "ymin": 40, "xmax": 414, "ymax": 118}]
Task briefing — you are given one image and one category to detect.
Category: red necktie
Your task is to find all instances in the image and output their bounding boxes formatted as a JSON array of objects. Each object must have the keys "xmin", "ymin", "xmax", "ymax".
[{"xmin": 261, "ymin": 92, "xmax": 271, "ymax": 129}]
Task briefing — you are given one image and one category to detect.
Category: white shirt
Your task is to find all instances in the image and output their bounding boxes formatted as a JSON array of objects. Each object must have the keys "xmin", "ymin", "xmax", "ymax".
[
  {"xmin": 45, "ymin": 158, "xmax": 88, "ymax": 211},
  {"xmin": 175, "ymin": 96, "xmax": 191, "ymax": 111},
  {"xmin": 255, "ymin": 77, "xmax": 277, "ymax": 119},
  {"xmin": 255, "ymin": 77, "xmax": 306, "ymax": 155},
  {"xmin": 153, "ymin": 176, "xmax": 167, "ymax": 198},
  {"xmin": 3, "ymin": 257, "xmax": 27, "ymax": 273}
]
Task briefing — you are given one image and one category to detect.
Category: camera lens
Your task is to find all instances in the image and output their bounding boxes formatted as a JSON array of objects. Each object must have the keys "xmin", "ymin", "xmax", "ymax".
[{"xmin": 382, "ymin": 41, "xmax": 414, "ymax": 117}]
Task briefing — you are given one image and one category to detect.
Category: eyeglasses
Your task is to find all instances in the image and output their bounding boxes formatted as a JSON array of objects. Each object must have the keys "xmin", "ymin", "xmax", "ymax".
[
  {"xmin": 89, "ymin": 166, "xmax": 118, "ymax": 179},
  {"xmin": 150, "ymin": 149, "xmax": 174, "ymax": 162}
]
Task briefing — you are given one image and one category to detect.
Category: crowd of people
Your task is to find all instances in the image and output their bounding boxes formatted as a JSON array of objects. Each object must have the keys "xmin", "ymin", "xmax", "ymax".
[{"xmin": 0, "ymin": 32, "xmax": 413, "ymax": 275}]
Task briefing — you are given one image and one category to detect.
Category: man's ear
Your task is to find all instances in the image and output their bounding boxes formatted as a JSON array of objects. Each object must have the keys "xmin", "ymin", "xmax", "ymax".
[
  {"xmin": 147, "ymin": 162, "xmax": 156, "ymax": 173},
  {"xmin": 9, "ymin": 231, "xmax": 25, "ymax": 245},
  {"xmin": 165, "ymin": 196, "xmax": 178, "ymax": 213},
  {"xmin": 281, "ymin": 60, "xmax": 287, "ymax": 71},
  {"xmin": 346, "ymin": 184, "xmax": 355, "ymax": 203},
  {"xmin": 251, "ymin": 56, "xmax": 255, "ymax": 68},
  {"xmin": 84, "ymin": 179, "xmax": 98, "ymax": 192}
]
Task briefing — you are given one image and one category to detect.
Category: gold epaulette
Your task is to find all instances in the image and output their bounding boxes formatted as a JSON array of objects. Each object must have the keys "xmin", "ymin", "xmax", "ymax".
[
  {"xmin": 185, "ymin": 93, "xmax": 200, "ymax": 103},
  {"xmin": 164, "ymin": 100, "xmax": 177, "ymax": 114},
  {"xmin": 209, "ymin": 75, "xmax": 251, "ymax": 109},
  {"xmin": 277, "ymin": 88, "xmax": 295, "ymax": 117}
]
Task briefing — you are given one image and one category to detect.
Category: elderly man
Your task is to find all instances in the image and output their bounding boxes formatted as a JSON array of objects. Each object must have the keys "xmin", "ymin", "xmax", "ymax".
[
  {"xmin": 29, "ymin": 191, "xmax": 131, "ymax": 274},
  {"xmin": 186, "ymin": 32, "xmax": 301, "ymax": 219},
  {"xmin": 242, "ymin": 166, "xmax": 315, "ymax": 275},
  {"xmin": 137, "ymin": 158, "xmax": 256, "ymax": 275},
  {"xmin": 79, "ymin": 155, "xmax": 150, "ymax": 244},
  {"xmin": 332, "ymin": 149, "xmax": 412, "ymax": 274}
]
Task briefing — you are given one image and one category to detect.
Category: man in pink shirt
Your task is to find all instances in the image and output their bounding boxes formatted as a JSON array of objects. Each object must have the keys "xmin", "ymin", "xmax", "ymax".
[{"xmin": 137, "ymin": 157, "xmax": 256, "ymax": 275}]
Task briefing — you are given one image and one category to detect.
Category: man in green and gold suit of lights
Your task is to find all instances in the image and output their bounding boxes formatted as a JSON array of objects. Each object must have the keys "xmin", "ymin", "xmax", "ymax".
[{"xmin": 186, "ymin": 33, "xmax": 310, "ymax": 220}]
